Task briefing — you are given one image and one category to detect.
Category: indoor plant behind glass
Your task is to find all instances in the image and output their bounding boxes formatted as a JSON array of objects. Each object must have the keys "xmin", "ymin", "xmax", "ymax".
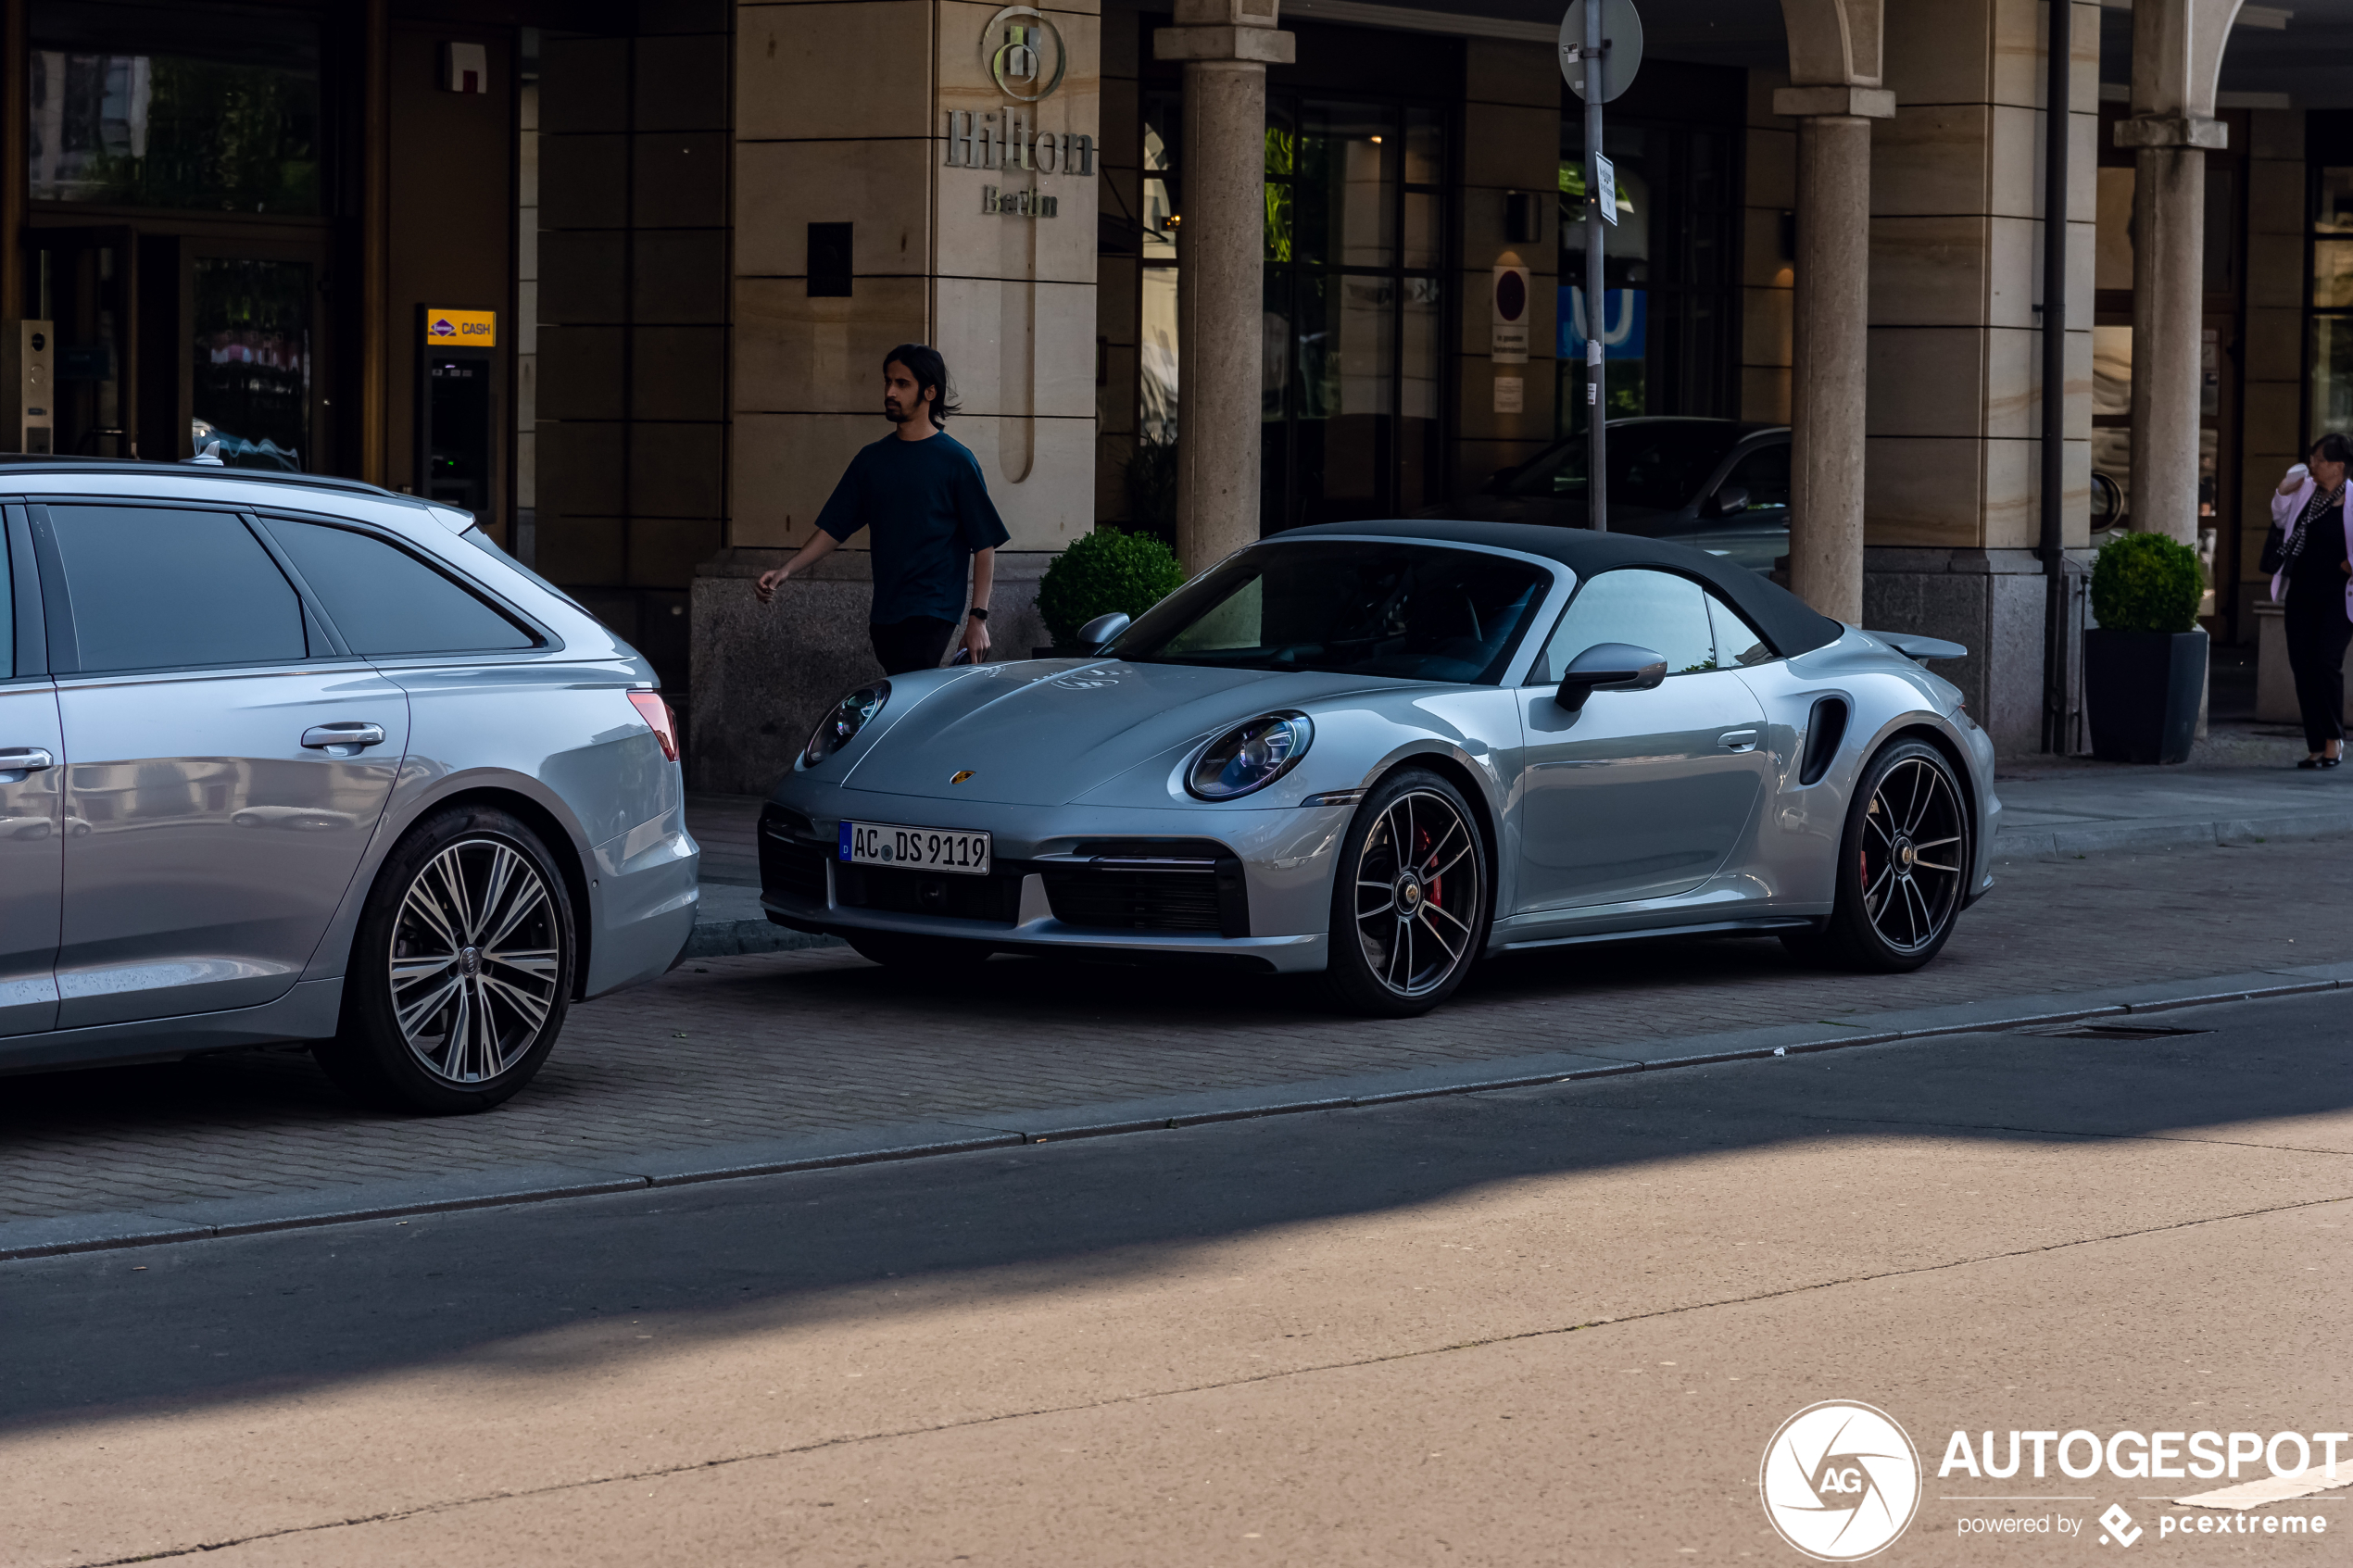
[{"xmin": 2084, "ymin": 530, "xmax": 2207, "ymax": 764}]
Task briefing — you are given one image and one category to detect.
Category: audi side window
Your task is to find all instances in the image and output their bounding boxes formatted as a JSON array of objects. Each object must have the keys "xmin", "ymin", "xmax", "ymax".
[
  {"xmin": 269, "ymin": 519, "xmax": 535, "ymax": 656},
  {"xmin": 1706, "ymin": 592, "xmax": 1777, "ymax": 668},
  {"xmin": 1535, "ymin": 569, "xmax": 1718, "ymax": 683},
  {"xmin": 0, "ymin": 518, "xmax": 13, "ymax": 679},
  {"xmin": 48, "ymin": 506, "xmax": 307, "ymax": 673}
]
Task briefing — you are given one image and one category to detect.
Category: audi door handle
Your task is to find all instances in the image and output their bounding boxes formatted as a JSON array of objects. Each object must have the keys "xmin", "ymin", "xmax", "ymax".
[
  {"xmin": 1718, "ymin": 729, "xmax": 1760, "ymax": 753},
  {"xmin": 0, "ymin": 746, "xmax": 55, "ymax": 773},
  {"xmin": 301, "ymin": 722, "xmax": 387, "ymax": 750}
]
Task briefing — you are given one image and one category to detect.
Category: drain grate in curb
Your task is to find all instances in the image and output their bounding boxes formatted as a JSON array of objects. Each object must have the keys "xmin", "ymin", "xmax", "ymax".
[{"xmin": 2030, "ymin": 1022, "xmax": 2215, "ymax": 1042}]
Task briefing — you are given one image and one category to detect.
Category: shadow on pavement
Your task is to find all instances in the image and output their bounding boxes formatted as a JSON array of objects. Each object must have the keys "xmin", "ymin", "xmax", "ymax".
[{"xmin": 4, "ymin": 989, "xmax": 2347, "ymax": 1436}]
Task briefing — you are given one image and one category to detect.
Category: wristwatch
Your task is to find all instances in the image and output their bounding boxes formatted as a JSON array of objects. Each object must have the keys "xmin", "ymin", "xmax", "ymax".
[{"xmin": 968, "ymin": 606, "xmax": 990, "ymax": 621}]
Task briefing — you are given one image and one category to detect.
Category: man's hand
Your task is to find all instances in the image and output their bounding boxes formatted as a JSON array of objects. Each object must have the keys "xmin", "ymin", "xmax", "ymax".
[
  {"xmin": 962, "ymin": 614, "xmax": 991, "ymax": 662},
  {"xmin": 756, "ymin": 533, "xmax": 843, "ymax": 606}
]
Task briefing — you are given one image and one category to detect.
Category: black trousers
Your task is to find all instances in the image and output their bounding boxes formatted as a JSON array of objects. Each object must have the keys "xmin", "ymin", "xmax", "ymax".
[
  {"xmin": 870, "ymin": 615, "xmax": 958, "ymax": 676},
  {"xmin": 2284, "ymin": 593, "xmax": 2353, "ymax": 751}
]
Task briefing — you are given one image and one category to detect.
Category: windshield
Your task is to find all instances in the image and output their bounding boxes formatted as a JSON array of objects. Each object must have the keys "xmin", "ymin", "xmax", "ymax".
[
  {"xmin": 1495, "ymin": 421, "xmax": 1747, "ymax": 510},
  {"xmin": 1114, "ymin": 541, "xmax": 1551, "ymax": 684}
]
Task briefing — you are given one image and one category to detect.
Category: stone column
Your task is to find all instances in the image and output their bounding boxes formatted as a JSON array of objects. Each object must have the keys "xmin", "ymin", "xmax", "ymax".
[
  {"xmin": 2117, "ymin": 0, "xmax": 2235, "ymax": 545},
  {"xmin": 2120, "ymin": 130, "xmax": 2221, "ymax": 545},
  {"xmin": 1778, "ymin": 106, "xmax": 1882, "ymax": 624},
  {"xmin": 1772, "ymin": 0, "xmax": 1893, "ymax": 625},
  {"xmin": 1154, "ymin": 2, "xmax": 1293, "ymax": 571}
]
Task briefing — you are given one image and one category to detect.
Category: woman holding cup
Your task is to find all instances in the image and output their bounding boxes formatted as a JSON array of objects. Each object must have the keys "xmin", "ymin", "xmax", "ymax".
[{"xmin": 2266, "ymin": 433, "xmax": 2353, "ymax": 767}]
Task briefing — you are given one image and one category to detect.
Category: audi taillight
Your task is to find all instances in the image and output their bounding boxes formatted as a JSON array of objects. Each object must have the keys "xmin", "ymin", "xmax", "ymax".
[{"xmin": 627, "ymin": 690, "xmax": 679, "ymax": 761}]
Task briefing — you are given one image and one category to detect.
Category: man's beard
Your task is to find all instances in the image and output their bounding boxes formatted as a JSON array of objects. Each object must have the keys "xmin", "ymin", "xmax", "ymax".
[{"xmin": 885, "ymin": 399, "xmax": 912, "ymax": 424}]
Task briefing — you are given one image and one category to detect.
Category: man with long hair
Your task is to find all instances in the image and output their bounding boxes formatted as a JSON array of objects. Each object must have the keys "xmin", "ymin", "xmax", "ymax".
[{"xmin": 755, "ymin": 345, "xmax": 1009, "ymax": 672}]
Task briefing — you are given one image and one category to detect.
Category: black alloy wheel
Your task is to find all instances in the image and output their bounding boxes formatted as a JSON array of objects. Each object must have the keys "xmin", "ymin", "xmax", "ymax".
[
  {"xmin": 1322, "ymin": 768, "xmax": 1490, "ymax": 1017},
  {"xmin": 315, "ymin": 804, "xmax": 576, "ymax": 1113},
  {"xmin": 1783, "ymin": 738, "xmax": 1969, "ymax": 972}
]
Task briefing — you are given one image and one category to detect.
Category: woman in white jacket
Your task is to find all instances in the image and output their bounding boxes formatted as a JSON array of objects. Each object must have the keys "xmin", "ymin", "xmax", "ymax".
[{"xmin": 2269, "ymin": 433, "xmax": 2353, "ymax": 768}]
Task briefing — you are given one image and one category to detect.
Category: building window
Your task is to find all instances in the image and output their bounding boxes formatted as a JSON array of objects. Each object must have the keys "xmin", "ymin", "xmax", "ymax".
[
  {"xmin": 28, "ymin": 1, "xmax": 321, "ymax": 215},
  {"xmin": 1558, "ymin": 119, "xmax": 1738, "ymax": 436},
  {"xmin": 1260, "ymin": 96, "xmax": 1445, "ymax": 532},
  {"xmin": 2309, "ymin": 163, "xmax": 2353, "ymax": 444}
]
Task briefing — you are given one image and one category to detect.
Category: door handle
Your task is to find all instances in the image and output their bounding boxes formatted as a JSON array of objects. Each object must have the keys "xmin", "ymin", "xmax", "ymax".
[
  {"xmin": 1718, "ymin": 729, "xmax": 1760, "ymax": 753},
  {"xmin": 302, "ymin": 722, "xmax": 387, "ymax": 750},
  {"xmin": 0, "ymin": 746, "xmax": 55, "ymax": 775}
]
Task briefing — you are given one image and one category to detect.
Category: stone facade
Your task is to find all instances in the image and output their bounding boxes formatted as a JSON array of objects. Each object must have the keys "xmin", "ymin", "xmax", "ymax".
[
  {"xmin": 692, "ymin": 0, "xmax": 1101, "ymax": 791},
  {"xmin": 1860, "ymin": 0, "xmax": 2100, "ymax": 752},
  {"xmin": 690, "ymin": 549, "xmax": 1056, "ymax": 797}
]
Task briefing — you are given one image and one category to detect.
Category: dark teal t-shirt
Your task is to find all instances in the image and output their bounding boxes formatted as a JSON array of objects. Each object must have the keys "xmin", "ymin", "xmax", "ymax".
[{"xmin": 814, "ymin": 432, "xmax": 1012, "ymax": 625}]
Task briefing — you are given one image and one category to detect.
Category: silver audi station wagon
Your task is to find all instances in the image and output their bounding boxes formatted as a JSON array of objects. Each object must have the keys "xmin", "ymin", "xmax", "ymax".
[{"xmin": 0, "ymin": 461, "xmax": 698, "ymax": 1111}]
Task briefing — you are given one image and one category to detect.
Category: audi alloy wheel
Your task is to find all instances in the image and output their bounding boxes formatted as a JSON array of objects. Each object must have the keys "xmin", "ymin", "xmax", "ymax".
[{"xmin": 316, "ymin": 805, "xmax": 576, "ymax": 1113}]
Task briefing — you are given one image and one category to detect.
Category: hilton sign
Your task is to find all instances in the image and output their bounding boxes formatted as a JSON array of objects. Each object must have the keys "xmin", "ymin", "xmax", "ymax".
[{"xmin": 946, "ymin": 6, "xmax": 1092, "ymax": 219}]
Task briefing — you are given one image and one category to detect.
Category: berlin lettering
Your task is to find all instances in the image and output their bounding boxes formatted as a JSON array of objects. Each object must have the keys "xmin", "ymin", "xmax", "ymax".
[
  {"xmin": 982, "ymin": 186, "xmax": 1057, "ymax": 219},
  {"xmin": 944, "ymin": 109, "xmax": 1095, "ymax": 176}
]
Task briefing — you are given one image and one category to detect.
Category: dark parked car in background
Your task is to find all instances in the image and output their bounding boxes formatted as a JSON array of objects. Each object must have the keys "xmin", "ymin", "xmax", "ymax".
[{"xmin": 1423, "ymin": 417, "xmax": 1793, "ymax": 574}]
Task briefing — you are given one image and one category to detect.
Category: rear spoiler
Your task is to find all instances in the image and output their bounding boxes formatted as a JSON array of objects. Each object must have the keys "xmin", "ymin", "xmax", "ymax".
[{"xmin": 1873, "ymin": 631, "xmax": 1968, "ymax": 663}]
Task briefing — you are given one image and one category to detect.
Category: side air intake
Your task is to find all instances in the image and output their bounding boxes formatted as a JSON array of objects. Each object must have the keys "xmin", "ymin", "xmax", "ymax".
[{"xmin": 1799, "ymin": 696, "xmax": 1849, "ymax": 787}]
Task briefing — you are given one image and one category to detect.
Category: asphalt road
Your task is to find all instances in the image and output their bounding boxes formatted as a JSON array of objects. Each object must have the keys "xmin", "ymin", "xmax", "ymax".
[{"xmin": 6, "ymin": 992, "xmax": 2349, "ymax": 1566}]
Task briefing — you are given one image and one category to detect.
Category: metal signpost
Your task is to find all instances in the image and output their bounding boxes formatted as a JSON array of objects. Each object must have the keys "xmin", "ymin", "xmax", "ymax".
[{"xmin": 1559, "ymin": 0, "xmax": 1642, "ymax": 531}]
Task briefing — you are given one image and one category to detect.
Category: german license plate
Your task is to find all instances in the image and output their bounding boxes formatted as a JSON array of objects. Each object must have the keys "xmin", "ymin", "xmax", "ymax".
[{"xmin": 838, "ymin": 821, "xmax": 992, "ymax": 876}]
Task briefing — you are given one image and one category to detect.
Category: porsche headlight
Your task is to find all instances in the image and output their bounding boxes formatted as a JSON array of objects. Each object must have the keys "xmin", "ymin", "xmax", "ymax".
[
  {"xmin": 1187, "ymin": 713, "xmax": 1313, "ymax": 801},
  {"xmin": 801, "ymin": 681, "xmax": 890, "ymax": 768}
]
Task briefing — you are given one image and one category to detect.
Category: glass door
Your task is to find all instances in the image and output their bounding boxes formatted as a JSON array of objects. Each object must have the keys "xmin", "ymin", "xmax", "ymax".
[
  {"xmin": 187, "ymin": 252, "xmax": 315, "ymax": 470},
  {"xmin": 24, "ymin": 224, "xmax": 137, "ymax": 458},
  {"xmin": 1261, "ymin": 96, "xmax": 1447, "ymax": 533}
]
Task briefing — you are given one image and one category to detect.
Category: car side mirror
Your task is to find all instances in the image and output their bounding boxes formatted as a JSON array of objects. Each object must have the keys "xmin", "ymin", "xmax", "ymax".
[
  {"xmin": 1702, "ymin": 484, "xmax": 1749, "ymax": 520},
  {"xmin": 1076, "ymin": 611, "xmax": 1131, "ymax": 652},
  {"xmin": 1554, "ymin": 642, "xmax": 1668, "ymax": 712}
]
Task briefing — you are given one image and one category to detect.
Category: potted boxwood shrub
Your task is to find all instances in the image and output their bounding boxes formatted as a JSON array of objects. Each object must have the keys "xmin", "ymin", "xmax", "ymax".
[
  {"xmin": 1033, "ymin": 527, "xmax": 1186, "ymax": 656},
  {"xmin": 2084, "ymin": 530, "xmax": 2207, "ymax": 764}
]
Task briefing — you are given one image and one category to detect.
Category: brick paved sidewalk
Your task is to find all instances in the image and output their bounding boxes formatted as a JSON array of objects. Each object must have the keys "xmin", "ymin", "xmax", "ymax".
[{"xmin": 4, "ymin": 834, "xmax": 2349, "ymax": 1236}]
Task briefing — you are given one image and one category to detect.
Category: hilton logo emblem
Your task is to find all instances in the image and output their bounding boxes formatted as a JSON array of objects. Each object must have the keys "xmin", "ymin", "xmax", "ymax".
[
  {"xmin": 985, "ymin": 5, "xmax": 1065, "ymax": 102},
  {"xmin": 944, "ymin": 6, "xmax": 1095, "ymax": 187}
]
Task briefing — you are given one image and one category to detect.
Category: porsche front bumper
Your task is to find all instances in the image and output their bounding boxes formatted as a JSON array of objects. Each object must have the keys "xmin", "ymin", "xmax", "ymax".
[{"xmin": 757, "ymin": 786, "xmax": 1351, "ymax": 974}]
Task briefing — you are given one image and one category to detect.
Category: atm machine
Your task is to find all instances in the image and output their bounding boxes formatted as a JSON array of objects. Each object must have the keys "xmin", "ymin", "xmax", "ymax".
[{"xmin": 417, "ymin": 305, "xmax": 496, "ymax": 518}]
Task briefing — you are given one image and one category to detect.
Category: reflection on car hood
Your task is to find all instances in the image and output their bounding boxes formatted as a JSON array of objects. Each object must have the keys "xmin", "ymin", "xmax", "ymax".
[{"xmin": 840, "ymin": 659, "xmax": 1388, "ymax": 805}]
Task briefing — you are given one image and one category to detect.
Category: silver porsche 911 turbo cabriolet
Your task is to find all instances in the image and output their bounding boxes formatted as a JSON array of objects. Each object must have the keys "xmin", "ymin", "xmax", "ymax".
[{"xmin": 759, "ymin": 520, "xmax": 1998, "ymax": 1017}]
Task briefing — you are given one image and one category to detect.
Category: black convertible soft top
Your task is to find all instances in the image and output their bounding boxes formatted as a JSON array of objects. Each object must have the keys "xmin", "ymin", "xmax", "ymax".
[{"xmin": 1275, "ymin": 518, "xmax": 1845, "ymax": 659}]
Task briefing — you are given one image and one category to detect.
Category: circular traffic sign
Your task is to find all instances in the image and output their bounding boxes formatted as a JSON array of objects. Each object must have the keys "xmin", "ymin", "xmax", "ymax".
[{"xmin": 1560, "ymin": 0, "xmax": 1644, "ymax": 103}]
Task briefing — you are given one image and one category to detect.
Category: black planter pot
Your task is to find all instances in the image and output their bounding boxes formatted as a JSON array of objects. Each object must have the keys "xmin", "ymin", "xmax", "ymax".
[{"xmin": 2084, "ymin": 628, "xmax": 2207, "ymax": 764}]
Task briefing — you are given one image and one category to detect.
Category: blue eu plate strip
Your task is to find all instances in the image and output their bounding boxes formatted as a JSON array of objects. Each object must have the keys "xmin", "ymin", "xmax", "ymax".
[{"xmin": 837, "ymin": 821, "xmax": 853, "ymax": 861}]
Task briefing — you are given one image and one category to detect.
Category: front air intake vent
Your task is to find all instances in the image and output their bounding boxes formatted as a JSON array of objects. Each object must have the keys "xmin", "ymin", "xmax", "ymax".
[
  {"xmin": 1799, "ymin": 696, "xmax": 1849, "ymax": 787},
  {"xmin": 1043, "ymin": 854, "xmax": 1249, "ymax": 937}
]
